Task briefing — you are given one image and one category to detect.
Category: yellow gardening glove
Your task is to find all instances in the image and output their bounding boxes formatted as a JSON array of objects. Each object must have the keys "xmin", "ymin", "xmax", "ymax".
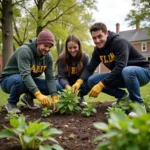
[
  {"xmin": 88, "ymin": 82, "xmax": 105, "ymax": 97},
  {"xmin": 72, "ymin": 79, "xmax": 83, "ymax": 95},
  {"xmin": 34, "ymin": 91, "xmax": 50, "ymax": 107},
  {"xmin": 65, "ymin": 84, "xmax": 71, "ymax": 90},
  {"xmin": 51, "ymin": 95, "xmax": 60, "ymax": 112}
]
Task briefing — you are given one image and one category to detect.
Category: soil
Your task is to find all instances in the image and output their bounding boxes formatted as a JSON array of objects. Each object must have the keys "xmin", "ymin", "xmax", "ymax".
[{"xmin": 0, "ymin": 101, "xmax": 113, "ymax": 150}]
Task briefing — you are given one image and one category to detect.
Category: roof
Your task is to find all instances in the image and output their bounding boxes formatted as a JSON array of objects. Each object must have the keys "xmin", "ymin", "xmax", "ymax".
[{"xmin": 119, "ymin": 29, "xmax": 150, "ymax": 42}]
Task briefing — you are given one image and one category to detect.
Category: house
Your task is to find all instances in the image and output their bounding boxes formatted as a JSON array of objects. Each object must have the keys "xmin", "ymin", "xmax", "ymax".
[{"xmin": 95, "ymin": 23, "xmax": 150, "ymax": 73}]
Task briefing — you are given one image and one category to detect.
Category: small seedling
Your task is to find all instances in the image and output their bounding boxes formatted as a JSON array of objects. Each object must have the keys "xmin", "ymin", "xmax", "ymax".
[
  {"xmin": 6, "ymin": 109, "xmax": 23, "ymax": 120},
  {"xmin": 81, "ymin": 103, "xmax": 97, "ymax": 116},
  {"xmin": 41, "ymin": 107, "xmax": 53, "ymax": 117},
  {"xmin": 56, "ymin": 89, "xmax": 81, "ymax": 114}
]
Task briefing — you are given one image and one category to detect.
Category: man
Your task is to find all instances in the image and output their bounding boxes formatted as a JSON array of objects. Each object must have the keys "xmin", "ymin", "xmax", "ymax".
[
  {"xmin": 0, "ymin": 29, "xmax": 59, "ymax": 113},
  {"xmin": 72, "ymin": 22, "xmax": 150, "ymax": 117}
]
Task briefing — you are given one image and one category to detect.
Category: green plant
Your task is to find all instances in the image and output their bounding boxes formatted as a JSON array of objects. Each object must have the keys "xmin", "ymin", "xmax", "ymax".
[
  {"xmin": 6, "ymin": 109, "xmax": 23, "ymax": 120},
  {"xmin": 143, "ymin": 95, "xmax": 150, "ymax": 112},
  {"xmin": 113, "ymin": 98, "xmax": 132, "ymax": 113},
  {"xmin": 93, "ymin": 103, "xmax": 150, "ymax": 150},
  {"xmin": 56, "ymin": 89, "xmax": 81, "ymax": 114},
  {"xmin": 81, "ymin": 103, "xmax": 97, "ymax": 116},
  {"xmin": 41, "ymin": 107, "xmax": 53, "ymax": 117},
  {"xmin": 105, "ymin": 106, "xmax": 124, "ymax": 118},
  {"xmin": 0, "ymin": 116, "xmax": 64, "ymax": 150}
]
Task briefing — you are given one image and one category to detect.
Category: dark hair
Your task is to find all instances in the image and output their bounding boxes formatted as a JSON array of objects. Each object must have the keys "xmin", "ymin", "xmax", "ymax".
[
  {"xmin": 90, "ymin": 22, "xmax": 107, "ymax": 34},
  {"xmin": 56, "ymin": 34, "xmax": 83, "ymax": 76}
]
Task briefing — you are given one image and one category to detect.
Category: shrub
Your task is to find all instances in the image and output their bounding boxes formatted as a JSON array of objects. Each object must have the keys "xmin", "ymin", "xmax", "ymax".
[{"xmin": 56, "ymin": 89, "xmax": 81, "ymax": 114}]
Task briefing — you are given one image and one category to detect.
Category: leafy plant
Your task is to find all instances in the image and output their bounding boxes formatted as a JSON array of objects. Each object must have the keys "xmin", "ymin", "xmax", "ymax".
[
  {"xmin": 6, "ymin": 109, "xmax": 23, "ymax": 120},
  {"xmin": 56, "ymin": 89, "xmax": 81, "ymax": 114},
  {"xmin": 41, "ymin": 107, "xmax": 53, "ymax": 118},
  {"xmin": 112, "ymin": 98, "xmax": 132, "ymax": 113},
  {"xmin": 93, "ymin": 103, "xmax": 150, "ymax": 150},
  {"xmin": 81, "ymin": 103, "xmax": 97, "ymax": 116},
  {"xmin": 143, "ymin": 95, "xmax": 150, "ymax": 112},
  {"xmin": 0, "ymin": 116, "xmax": 64, "ymax": 150},
  {"xmin": 105, "ymin": 106, "xmax": 124, "ymax": 118}
]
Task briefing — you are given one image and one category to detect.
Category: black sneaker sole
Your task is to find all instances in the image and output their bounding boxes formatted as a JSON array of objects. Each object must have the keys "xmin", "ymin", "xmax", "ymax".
[{"xmin": 21, "ymin": 97, "xmax": 40, "ymax": 110}]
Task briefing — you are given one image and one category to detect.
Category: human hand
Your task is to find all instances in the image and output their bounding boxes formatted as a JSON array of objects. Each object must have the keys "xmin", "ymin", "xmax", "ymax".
[
  {"xmin": 51, "ymin": 95, "xmax": 59, "ymax": 112},
  {"xmin": 34, "ymin": 91, "xmax": 50, "ymax": 107},
  {"xmin": 65, "ymin": 85, "xmax": 71, "ymax": 90},
  {"xmin": 72, "ymin": 79, "xmax": 83, "ymax": 95},
  {"xmin": 88, "ymin": 82, "xmax": 104, "ymax": 97}
]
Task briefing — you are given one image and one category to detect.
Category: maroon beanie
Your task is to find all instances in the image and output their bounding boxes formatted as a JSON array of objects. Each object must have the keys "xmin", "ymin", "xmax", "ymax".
[{"xmin": 36, "ymin": 29, "xmax": 55, "ymax": 45}]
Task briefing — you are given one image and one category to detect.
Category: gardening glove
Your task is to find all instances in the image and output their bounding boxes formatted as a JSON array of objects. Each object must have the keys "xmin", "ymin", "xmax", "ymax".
[
  {"xmin": 65, "ymin": 84, "xmax": 71, "ymax": 90},
  {"xmin": 51, "ymin": 95, "xmax": 60, "ymax": 112},
  {"xmin": 72, "ymin": 79, "xmax": 83, "ymax": 95},
  {"xmin": 34, "ymin": 91, "xmax": 50, "ymax": 107},
  {"xmin": 88, "ymin": 82, "xmax": 105, "ymax": 97}
]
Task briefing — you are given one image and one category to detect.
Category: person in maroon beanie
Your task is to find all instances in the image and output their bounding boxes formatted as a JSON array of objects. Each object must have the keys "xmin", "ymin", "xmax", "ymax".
[{"xmin": 0, "ymin": 29, "xmax": 59, "ymax": 113}]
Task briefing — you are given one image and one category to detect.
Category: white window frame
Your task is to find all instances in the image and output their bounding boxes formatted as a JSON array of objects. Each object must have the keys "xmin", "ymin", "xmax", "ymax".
[{"xmin": 141, "ymin": 42, "xmax": 147, "ymax": 51}]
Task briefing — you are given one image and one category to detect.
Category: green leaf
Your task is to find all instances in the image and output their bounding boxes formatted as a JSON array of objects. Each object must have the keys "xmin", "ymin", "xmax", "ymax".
[
  {"xmin": 51, "ymin": 144, "xmax": 64, "ymax": 150},
  {"xmin": 39, "ymin": 145, "xmax": 52, "ymax": 150},
  {"xmin": 46, "ymin": 128, "xmax": 63, "ymax": 136},
  {"xmin": 93, "ymin": 122, "xmax": 108, "ymax": 131},
  {"xmin": 0, "ymin": 130, "xmax": 14, "ymax": 138},
  {"xmin": 23, "ymin": 135, "xmax": 34, "ymax": 143},
  {"xmin": 68, "ymin": 104, "xmax": 73, "ymax": 111}
]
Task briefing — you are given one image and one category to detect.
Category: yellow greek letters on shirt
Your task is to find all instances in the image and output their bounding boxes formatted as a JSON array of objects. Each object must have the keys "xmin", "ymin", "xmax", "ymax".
[
  {"xmin": 71, "ymin": 67, "xmax": 77, "ymax": 74},
  {"xmin": 30, "ymin": 65, "xmax": 47, "ymax": 73},
  {"xmin": 99, "ymin": 53, "xmax": 115, "ymax": 63}
]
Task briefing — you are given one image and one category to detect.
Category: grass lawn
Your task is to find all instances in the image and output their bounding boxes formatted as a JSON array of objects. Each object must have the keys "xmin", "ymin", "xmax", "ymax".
[{"xmin": 0, "ymin": 83, "xmax": 150, "ymax": 106}]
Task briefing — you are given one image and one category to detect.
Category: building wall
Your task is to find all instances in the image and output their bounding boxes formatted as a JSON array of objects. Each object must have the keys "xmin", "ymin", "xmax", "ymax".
[{"xmin": 132, "ymin": 41, "xmax": 150, "ymax": 52}]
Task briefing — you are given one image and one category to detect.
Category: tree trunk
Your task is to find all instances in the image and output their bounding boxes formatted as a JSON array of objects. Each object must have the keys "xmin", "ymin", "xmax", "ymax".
[{"xmin": 1, "ymin": 0, "xmax": 13, "ymax": 69}]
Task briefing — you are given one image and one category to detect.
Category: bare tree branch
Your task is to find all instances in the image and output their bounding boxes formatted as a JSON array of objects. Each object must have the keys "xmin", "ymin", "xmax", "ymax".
[
  {"xmin": 42, "ymin": 3, "xmax": 78, "ymax": 29},
  {"xmin": 34, "ymin": 0, "xmax": 38, "ymax": 6},
  {"xmin": 23, "ymin": 17, "xmax": 30, "ymax": 42},
  {"xmin": 43, "ymin": 0, "xmax": 62, "ymax": 20},
  {"xmin": 13, "ymin": 35, "xmax": 20, "ymax": 46},
  {"xmin": 12, "ymin": 0, "xmax": 25, "ymax": 6},
  {"xmin": 18, "ymin": 3, "xmax": 37, "ymax": 22},
  {"xmin": 13, "ymin": 22, "xmax": 21, "ymax": 43}
]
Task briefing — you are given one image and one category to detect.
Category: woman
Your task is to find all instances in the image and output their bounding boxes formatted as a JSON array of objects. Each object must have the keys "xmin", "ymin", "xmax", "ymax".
[{"xmin": 56, "ymin": 34, "xmax": 89, "ymax": 106}]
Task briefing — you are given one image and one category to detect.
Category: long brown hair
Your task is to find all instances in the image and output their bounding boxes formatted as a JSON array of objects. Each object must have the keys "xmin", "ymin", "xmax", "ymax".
[{"xmin": 56, "ymin": 34, "xmax": 83, "ymax": 76}]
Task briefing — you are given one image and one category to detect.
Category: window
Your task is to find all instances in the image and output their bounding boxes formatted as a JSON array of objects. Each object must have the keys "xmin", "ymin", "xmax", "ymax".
[{"xmin": 141, "ymin": 42, "xmax": 147, "ymax": 51}]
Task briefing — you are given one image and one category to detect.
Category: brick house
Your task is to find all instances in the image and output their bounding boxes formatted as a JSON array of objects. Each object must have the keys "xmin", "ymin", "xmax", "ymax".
[{"xmin": 95, "ymin": 23, "xmax": 150, "ymax": 73}]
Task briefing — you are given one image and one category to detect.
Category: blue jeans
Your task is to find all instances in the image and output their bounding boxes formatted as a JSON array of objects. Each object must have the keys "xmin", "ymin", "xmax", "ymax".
[
  {"xmin": 0, "ymin": 74, "xmax": 49, "ymax": 104},
  {"xmin": 88, "ymin": 66, "xmax": 150, "ymax": 104},
  {"xmin": 56, "ymin": 80, "xmax": 90, "ymax": 97}
]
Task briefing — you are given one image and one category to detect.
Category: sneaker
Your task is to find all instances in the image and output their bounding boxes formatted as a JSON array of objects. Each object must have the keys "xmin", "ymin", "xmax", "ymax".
[
  {"xmin": 21, "ymin": 93, "xmax": 40, "ymax": 109},
  {"xmin": 5, "ymin": 102, "xmax": 21, "ymax": 113},
  {"xmin": 112, "ymin": 93, "xmax": 129, "ymax": 106},
  {"xmin": 128, "ymin": 104, "xmax": 147, "ymax": 118},
  {"xmin": 79, "ymin": 97, "xmax": 88, "ymax": 107},
  {"xmin": 128, "ymin": 111, "xmax": 138, "ymax": 118}
]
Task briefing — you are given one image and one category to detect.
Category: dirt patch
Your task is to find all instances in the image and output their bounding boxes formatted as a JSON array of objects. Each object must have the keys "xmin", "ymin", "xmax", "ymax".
[{"xmin": 0, "ymin": 101, "xmax": 112, "ymax": 150}]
